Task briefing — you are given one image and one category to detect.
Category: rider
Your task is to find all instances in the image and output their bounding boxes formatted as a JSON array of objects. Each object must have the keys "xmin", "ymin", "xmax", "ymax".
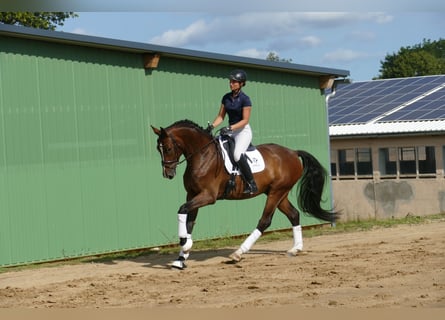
[{"xmin": 207, "ymin": 69, "xmax": 258, "ymax": 194}]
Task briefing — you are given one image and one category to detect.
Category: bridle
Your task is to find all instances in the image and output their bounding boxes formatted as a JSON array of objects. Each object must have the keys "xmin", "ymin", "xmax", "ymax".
[
  {"xmin": 158, "ymin": 132, "xmax": 183, "ymax": 169},
  {"xmin": 158, "ymin": 130, "xmax": 218, "ymax": 169}
]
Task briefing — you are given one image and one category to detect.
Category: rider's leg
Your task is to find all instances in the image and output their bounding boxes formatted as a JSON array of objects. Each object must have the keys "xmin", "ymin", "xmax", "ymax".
[
  {"xmin": 233, "ymin": 125, "xmax": 257, "ymax": 194},
  {"xmin": 237, "ymin": 154, "xmax": 258, "ymax": 194}
]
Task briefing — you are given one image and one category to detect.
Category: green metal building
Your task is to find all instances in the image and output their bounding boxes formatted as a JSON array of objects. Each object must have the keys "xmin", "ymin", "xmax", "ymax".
[{"xmin": 0, "ymin": 24, "xmax": 349, "ymax": 267}]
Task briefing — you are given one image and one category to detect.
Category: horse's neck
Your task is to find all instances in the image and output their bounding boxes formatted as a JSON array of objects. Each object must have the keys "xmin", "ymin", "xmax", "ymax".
[{"xmin": 175, "ymin": 129, "xmax": 213, "ymax": 159}]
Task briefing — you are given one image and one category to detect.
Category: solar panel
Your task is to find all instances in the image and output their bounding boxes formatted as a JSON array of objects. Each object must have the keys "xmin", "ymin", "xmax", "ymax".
[
  {"xmin": 329, "ymin": 75, "xmax": 445, "ymax": 125},
  {"xmin": 427, "ymin": 109, "xmax": 445, "ymax": 119},
  {"xmin": 380, "ymin": 86, "xmax": 445, "ymax": 122}
]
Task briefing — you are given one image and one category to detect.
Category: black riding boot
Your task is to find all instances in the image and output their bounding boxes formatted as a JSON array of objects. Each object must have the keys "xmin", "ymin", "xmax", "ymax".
[{"xmin": 237, "ymin": 154, "xmax": 258, "ymax": 194}]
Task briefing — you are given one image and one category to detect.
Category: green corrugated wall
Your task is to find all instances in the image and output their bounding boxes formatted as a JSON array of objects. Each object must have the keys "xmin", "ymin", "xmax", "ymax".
[{"xmin": 0, "ymin": 35, "xmax": 331, "ymax": 267}]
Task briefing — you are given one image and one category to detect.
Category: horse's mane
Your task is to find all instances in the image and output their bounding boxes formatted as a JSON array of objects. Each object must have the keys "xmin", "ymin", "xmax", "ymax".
[{"xmin": 167, "ymin": 119, "xmax": 213, "ymax": 138}]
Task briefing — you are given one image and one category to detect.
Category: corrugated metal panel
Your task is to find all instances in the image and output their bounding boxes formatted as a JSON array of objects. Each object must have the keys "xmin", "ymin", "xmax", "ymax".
[{"xmin": 0, "ymin": 34, "xmax": 333, "ymax": 267}]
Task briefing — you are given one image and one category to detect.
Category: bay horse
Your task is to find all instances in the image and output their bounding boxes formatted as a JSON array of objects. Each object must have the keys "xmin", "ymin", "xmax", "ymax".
[{"xmin": 151, "ymin": 119, "xmax": 337, "ymax": 269}]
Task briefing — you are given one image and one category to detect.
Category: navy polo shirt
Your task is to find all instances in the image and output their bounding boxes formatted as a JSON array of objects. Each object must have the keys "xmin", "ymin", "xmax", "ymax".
[{"xmin": 221, "ymin": 91, "xmax": 252, "ymax": 125}]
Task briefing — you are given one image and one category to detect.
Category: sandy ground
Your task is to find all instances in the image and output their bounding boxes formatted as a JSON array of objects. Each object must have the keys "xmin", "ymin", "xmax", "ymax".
[{"xmin": 0, "ymin": 219, "xmax": 444, "ymax": 309}]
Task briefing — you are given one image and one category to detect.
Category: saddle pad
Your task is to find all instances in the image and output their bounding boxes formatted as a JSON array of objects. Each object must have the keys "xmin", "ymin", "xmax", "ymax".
[{"xmin": 218, "ymin": 137, "xmax": 265, "ymax": 175}]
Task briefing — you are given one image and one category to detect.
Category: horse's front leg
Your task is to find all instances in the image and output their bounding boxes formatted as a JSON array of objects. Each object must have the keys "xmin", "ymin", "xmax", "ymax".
[
  {"xmin": 171, "ymin": 208, "xmax": 197, "ymax": 269},
  {"xmin": 171, "ymin": 192, "xmax": 216, "ymax": 270}
]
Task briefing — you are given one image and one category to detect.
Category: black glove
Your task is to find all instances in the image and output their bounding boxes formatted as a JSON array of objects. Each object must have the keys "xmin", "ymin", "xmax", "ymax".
[
  {"xmin": 220, "ymin": 126, "xmax": 232, "ymax": 136},
  {"xmin": 205, "ymin": 123, "xmax": 214, "ymax": 134}
]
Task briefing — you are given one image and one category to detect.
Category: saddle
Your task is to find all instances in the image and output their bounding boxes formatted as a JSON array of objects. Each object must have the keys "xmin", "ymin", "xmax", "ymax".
[{"xmin": 218, "ymin": 135, "xmax": 265, "ymax": 175}]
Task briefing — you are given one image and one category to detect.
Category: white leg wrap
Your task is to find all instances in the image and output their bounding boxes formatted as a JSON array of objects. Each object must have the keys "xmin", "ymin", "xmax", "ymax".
[
  {"xmin": 178, "ymin": 214, "xmax": 193, "ymax": 252},
  {"xmin": 287, "ymin": 225, "xmax": 303, "ymax": 256},
  {"xmin": 292, "ymin": 225, "xmax": 303, "ymax": 250},
  {"xmin": 182, "ymin": 234, "xmax": 193, "ymax": 252},
  {"xmin": 240, "ymin": 228, "xmax": 262, "ymax": 254},
  {"xmin": 179, "ymin": 249, "xmax": 190, "ymax": 260},
  {"xmin": 178, "ymin": 214, "xmax": 188, "ymax": 238}
]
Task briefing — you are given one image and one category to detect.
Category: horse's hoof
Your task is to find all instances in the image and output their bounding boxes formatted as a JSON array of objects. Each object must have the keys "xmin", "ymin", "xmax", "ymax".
[
  {"xmin": 229, "ymin": 250, "xmax": 242, "ymax": 262},
  {"xmin": 171, "ymin": 260, "xmax": 187, "ymax": 270},
  {"xmin": 286, "ymin": 248, "xmax": 303, "ymax": 257}
]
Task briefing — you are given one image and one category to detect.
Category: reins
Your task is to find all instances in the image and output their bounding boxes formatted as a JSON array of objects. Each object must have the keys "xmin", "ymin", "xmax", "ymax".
[
  {"xmin": 176, "ymin": 136, "xmax": 218, "ymax": 166},
  {"xmin": 161, "ymin": 129, "xmax": 219, "ymax": 167}
]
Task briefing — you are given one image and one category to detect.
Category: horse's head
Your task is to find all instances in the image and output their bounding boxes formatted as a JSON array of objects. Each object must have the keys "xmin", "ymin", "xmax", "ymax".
[
  {"xmin": 151, "ymin": 125, "xmax": 182, "ymax": 179},
  {"xmin": 151, "ymin": 120, "xmax": 214, "ymax": 179}
]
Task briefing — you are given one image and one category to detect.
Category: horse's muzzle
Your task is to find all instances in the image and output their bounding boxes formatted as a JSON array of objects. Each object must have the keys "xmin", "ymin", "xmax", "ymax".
[{"xmin": 163, "ymin": 167, "xmax": 176, "ymax": 179}]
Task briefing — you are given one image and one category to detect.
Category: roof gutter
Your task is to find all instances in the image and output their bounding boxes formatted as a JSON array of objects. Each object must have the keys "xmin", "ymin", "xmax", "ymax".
[{"xmin": 326, "ymin": 78, "xmax": 351, "ymax": 105}]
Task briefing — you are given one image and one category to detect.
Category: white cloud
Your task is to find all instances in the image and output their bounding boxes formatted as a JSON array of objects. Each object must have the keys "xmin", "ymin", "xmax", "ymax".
[
  {"xmin": 323, "ymin": 49, "xmax": 369, "ymax": 62},
  {"xmin": 235, "ymin": 48, "xmax": 270, "ymax": 59},
  {"xmin": 149, "ymin": 12, "xmax": 393, "ymax": 48},
  {"xmin": 71, "ymin": 28, "xmax": 88, "ymax": 35},
  {"xmin": 64, "ymin": 0, "xmax": 445, "ymax": 12},
  {"xmin": 297, "ymin": 35, "xmax": 322, "ymax": 47},
  {"xmin": 150, "ymin": 20, "xmax": 208, "ymax": 47},
  {"xmin": 146, "ymin": 11, "xmax": 394, "ymax": 69},
  {"xmin": 373, "ymin": 13, "xmax": 394, "ymax": 24},
  {"xmin": 349, "ymin": 31, "xmax": 376, "ymax": 42}
]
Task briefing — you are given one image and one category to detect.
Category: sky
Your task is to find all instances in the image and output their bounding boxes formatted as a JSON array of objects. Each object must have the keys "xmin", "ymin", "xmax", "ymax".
[{"xmin": 46, "ymin": 2, "xmax": 445, "ymax": 82}]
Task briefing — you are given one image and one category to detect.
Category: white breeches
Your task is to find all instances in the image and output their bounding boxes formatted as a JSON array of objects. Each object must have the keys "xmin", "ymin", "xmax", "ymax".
[{"xmin": 232, "ymin": 124, "xmax": 252, "ymax": 162}]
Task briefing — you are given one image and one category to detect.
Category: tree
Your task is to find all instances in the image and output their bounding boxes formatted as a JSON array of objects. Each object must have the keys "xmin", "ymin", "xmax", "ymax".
[
  {"xmin": 266, "ymin": 52, "xmax": 293, "ymax": 63},
  {"xmin": 378, "ymin": 39, "xmax": 445, "ymax": 79},
  {"xmin": 0, "ymin": 12, "xmax": 77, "ymax": 31}
]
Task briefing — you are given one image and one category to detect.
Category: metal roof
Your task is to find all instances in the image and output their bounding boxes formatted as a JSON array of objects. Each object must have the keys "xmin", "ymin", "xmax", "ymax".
[
  {"xmin": 328, "ymin": 75, "xmax": 445, "ymax": 137},
  {"xmin": 0, "ymin": 23, "xmax": 349, "ymax": 78},
  {"xmin": 330, "ymin": 120, "xmax": 445, "ymax": 136}
]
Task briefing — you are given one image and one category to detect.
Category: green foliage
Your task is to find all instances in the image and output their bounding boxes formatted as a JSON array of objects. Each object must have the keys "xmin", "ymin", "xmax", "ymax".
[
  {"xmin": 0, "ymin": 12, "xmax": 78, "ymax": 30},
  {"xmin": 378, "ymin": 38, "xmax": 445, "ymax": 79},
  {"xmin": 266, "ymin": 52, "xmax": 293, "ymax": 63}
]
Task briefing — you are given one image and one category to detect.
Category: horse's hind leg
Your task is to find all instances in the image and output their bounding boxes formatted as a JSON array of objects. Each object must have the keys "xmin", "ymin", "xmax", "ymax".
[
  {"xmin": 229, "ymin": 193, "xmax": 283, "ymax": 262},
  {"xmin": 277, "ymin": 196, "xmax": 303, "ymax": 256},
  {"xmin": 229, "ymin": 229, "xmax": 262, "ymax": 262}
]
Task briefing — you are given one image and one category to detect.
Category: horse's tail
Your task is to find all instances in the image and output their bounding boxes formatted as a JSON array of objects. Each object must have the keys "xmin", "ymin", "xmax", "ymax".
[{"xmin": 296, "ymin": 150, "xmax": 338, "ymax": 223}]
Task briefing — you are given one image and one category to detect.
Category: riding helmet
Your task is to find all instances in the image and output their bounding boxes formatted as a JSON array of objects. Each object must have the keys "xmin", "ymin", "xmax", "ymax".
[{"xmin": 229, "ymin": 69, "xmax": 247, "ymax": 86}]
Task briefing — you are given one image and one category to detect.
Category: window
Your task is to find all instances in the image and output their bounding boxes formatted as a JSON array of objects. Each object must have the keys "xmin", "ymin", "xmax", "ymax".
[
  {"xmin": 379, "ymin": 146, "xmax": 436, "ymax": 178},
  {"xmin": 338, "ymin": 149, "xmax": 354, "ymax": 176},
  {"xmin": 333, "ymin": 145, "xmax": 437, "ymax": 180},
  {"xmin": 379, "ymin": 147, "xmax": 397, "ymax": 175},
  {"xmin": 443, "ymin": 146, "xmax": 445, "ymax": 177},
  {"xmin": 330, "ymin": 149, "xmax": 337, "ymax": 176},
  {"xmin": 332, "ymin": 148, "xmax": 373, "ymax": 179},
  {"xmin": 356, "ymin": 148, "xmax": 373, "ymax": 175},
  {"xmin": 399, "ymin": 147, "xmax": 416, "ymax": 174},
  {"xmin": 418, "ymin": 146, "xmax": 436, "ymax": 174}
]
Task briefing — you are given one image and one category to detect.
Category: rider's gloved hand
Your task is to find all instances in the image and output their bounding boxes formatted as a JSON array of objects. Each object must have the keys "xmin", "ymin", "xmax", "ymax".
[
  {"xmin": 205, "ymin": 123, "xmax": 214, "ymax": 134},
  {"xmin": 220, "ymin": 126, "xmax": 233, "ymax": 136}
]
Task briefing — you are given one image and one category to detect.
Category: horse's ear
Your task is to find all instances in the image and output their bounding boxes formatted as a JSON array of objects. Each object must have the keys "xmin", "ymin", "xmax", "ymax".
[{"xmin": 151, "ymin": 125, "xmax": 161, "ymax": 136}]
